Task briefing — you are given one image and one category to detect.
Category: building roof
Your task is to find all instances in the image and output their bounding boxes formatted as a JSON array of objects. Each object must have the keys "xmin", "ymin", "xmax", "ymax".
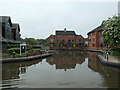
[
  {"xmin": 56, "ymin": 28, "xmax": 76, "ymax": 35},
  {"xmin": 56, "ymin": 31, "xmax": 76, "ymax": 35},
  {"xmin": 87, "ymin": 25, "xmax": 103, "ymax": 35},
  {"xmin": 0, "ymin": 16, "xmax": 10, "ymax": 22},
  {"xmin": 0, "ymin": 16, "xmax": 12, "ymax": 26},
  {"xmin": 12, "ymin": 23, "xmax": 20, "ymax": 31}
]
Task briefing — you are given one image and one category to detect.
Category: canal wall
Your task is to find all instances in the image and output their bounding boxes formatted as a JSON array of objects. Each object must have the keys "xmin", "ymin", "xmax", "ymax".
[
  {"xmin": 1, "ymin": 53, "xmax": 53, "ymax": 63},
  {"xmin": 50, "ymin": 49, "xmax": 85, "ymax": 51},
  {"xmin": 98, "ymin": 55, "xmax": 120, "ymax": 68},
  {"xmin": 50, "ymin": 49, "xmax": 103, "ymax": 52}
]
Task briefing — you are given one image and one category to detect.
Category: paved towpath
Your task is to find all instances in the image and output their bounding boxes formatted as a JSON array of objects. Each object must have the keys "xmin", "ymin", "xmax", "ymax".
[
  {"xmin": 103, "ymin": 54, "xmax": 120, "ymax": 63},
  {"xmin": 98, "ymin": 54, "xmax": 120, "ymax": 68}
]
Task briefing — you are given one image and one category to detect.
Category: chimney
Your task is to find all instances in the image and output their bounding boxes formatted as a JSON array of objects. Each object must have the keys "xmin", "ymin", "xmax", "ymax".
[{"xmin": 64, "ymin": 28, "xmax": 66, "ymax": 32}]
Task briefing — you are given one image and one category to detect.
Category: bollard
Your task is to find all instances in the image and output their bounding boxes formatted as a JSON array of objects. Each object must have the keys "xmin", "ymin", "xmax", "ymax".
[{"xmin": 106, "ymin": 51, "xmax": 109, "ymax": 61}]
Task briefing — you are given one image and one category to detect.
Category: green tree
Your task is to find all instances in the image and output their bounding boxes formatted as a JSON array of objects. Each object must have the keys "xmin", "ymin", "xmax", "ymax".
[
  {"xmin": 36, "ymin": 39, "xmax": 46, "ymax": 44},
  {"xmin": 21, "ymin": 38, "xmax": 37, "ymax": 45},
  {"xmin": 102, "ymin": 15, "xmax": 120, "ymax": 48}
]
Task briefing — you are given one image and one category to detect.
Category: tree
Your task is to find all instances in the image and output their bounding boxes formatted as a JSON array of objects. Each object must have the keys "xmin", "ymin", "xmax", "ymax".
[
  {"xmin": 36, "ymin": 39, "xmax": 46, "ymax": 44},
  {"xmin": 21, "ymin": 38, "xmax": 37, "ymax": 45},
  {"xmin": 102, "ymin": 15, "xmax": 120, "ymax": 48}
]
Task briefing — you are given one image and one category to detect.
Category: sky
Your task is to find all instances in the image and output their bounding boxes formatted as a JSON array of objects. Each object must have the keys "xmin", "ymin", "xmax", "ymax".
[{"xmin": 0, "ymin": 0, "xmax": 119, "ymax": 39}]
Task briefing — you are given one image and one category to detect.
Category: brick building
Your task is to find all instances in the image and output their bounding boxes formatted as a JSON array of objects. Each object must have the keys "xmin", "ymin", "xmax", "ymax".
[
  {"xmin": 0, "ymin": 16, "xmax": 21, "ymax": 52},
  {"xmin": 46, "ymin": 28, "xmax": 85, "ymax": 50},
  {"xmin": 87, "ymin": 25, "xmax": 104, "ymax": 50}
]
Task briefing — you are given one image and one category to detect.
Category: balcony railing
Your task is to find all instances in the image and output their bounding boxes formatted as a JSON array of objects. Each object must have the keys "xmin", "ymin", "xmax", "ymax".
[{"xmin": 0, "ymin": 38, "xmax": 20, "ymax": 44}]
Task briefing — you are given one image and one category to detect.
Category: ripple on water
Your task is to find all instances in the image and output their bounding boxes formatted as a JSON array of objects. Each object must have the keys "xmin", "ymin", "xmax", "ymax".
[{"xmin": 1, "ymin": 79, "xmax": 25, "ymax": 89}]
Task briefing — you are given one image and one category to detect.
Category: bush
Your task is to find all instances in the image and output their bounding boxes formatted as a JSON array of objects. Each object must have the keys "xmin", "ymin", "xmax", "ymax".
[
  {"xmin": 7, "ymin": 48, "xmax": 20, "ymax": 54},
  {"xmin": 29, "ymin": 49, "xmax": 40, "ymax": 52},
  {"xmin": 110, "ymin": 48, "xmax": 120, "ymax": 57}
]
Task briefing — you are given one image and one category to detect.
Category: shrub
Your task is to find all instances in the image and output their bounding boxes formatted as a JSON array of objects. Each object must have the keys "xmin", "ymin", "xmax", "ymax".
[
  {"xmin": 7, "ymin": 48, "xmax": 20, "ymax": 54},
  {"xmin": 110, "ymin": 48, "xmax": 120, "ymax": 57}
]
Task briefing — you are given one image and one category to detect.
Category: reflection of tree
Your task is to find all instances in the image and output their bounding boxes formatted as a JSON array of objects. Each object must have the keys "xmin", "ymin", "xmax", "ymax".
[
  {"xmin": 87, "ymin": 51, "xmax": 120, "ymax": 88},
  {"xmin": 2, "ymin": 59, "xmax": 42, "ymax": 80},
  {"xmin": 46, "ymin": 51, "xmax": 86, "ymax": 70}
]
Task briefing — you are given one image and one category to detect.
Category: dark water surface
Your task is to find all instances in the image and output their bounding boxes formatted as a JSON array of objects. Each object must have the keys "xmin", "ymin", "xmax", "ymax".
[{"xmin": 1, "ymin": 51, "xmax": 120, "ymax": 88}]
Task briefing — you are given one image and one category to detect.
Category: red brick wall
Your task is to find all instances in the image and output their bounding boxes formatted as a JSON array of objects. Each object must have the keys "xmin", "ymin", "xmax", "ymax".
[
  {"xmin": 46, "ymin": 34, "xmax": 85, "ymax": 49},
  {"xmin": 88, "ymin": 31, "xmax": 104, "ymax": 50},
  {"xmin": 88, "ymin": 32, "xmax": 98, "ymax": 49}
]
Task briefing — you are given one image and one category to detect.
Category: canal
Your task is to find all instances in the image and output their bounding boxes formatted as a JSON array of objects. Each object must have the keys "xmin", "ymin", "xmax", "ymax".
[{"xmin": 1, "ymin": 51, "xmax": 120, "ymax": 88}]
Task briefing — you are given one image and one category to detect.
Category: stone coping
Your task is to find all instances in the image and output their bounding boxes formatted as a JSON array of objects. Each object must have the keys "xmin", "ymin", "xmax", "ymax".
[
  {"xmin": 1, "ymin": 53, "xmax": 53, "ymax": 63},
  {"xmin": 98, "ymin": 55, "xmax": 120, "ymax": 68}
]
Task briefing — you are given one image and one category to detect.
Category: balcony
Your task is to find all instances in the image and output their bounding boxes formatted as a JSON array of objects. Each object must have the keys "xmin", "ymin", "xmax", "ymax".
[{"xmin": 1, "ymin": 38, "xmax": 20, "ymax": 44}]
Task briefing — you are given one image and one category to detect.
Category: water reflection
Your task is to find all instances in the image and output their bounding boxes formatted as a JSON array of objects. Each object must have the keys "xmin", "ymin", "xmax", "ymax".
[
  {"xmin": 2, "ymin": 59, "xmax": 42, "ymax": 89},
  {"xmin": 1, "ymin": 51, "xmax": 120, "ymax": 88},
  {"xmin": 2, "ymin": 59, "xmax": 42, "ymax": 80},
  {"xmin": 46, "ymin": 51, "xmax": 87, "ymax": 71},
  {"xmin": 87, "ymin": 52, "xmax": 100, "ymax": 72},
  {"xmin": 87, "ymin": 52, "xmax": 119, "ymax": 88}
]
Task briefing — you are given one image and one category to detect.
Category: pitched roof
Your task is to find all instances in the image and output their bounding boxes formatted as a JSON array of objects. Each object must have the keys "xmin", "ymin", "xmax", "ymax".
[
  {"xmin": 12, "ymin": 23, "xmax": 20, "ymax": 31},
  {"xmin": 0, "ymin": 16, "xmax": 12, "ymax": 26},
  {"xmin": 87, "ymin": 25, "xmax": 103, "ymax": 35},
  {"xmin": 56, "ymin": 30, "xmax": 76, "ymax": 35}
]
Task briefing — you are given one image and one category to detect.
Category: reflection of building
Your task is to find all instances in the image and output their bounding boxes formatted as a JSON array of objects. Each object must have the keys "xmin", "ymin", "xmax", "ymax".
[
  {"xmin": 87, "ymin": 52, "xmax": 100, "ymax": 72},
  {"xmin": 2, "ymin": 63, "xmax": 20, "ymax": 80},
  {"xmin": 87, "ymin": 51, "xmax": 119, "ymax": 88},
  {"xmin": 87, "ymin": 25, "xmax": 104, "ymax": 50},
  {"xmin": 46, "ymin": 28, "xmax": 85, "ymax": 50},
  {"xmin": 2, "ymin": 59, "xmax": 41, "ymax": 80},
  {"xmin": 0, "ymin": 16, "xmax": 21, "ymax": 52},
  {"xmin": 46, "ymin": 51, "xmax": 86, "ymax": 71}
]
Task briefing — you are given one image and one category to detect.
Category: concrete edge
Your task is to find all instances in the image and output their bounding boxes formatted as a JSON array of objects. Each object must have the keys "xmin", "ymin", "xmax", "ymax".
[
  {"xmin": 1, "ymin": 53, "xmax": 53, "ymax": 63},
  {"xmin": 98, "ymin": 55, "xmax": 120, "ymax": 68},
  {"xmin": 50, "ymin": 49, "xmax": 103, "ymax": 52}
]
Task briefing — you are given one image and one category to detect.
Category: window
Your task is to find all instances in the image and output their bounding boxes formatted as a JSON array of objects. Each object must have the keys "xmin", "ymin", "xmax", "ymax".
[
  {"xmin": 92, "ymin": 44, "xmax": 95, "ymax": 47},
  {"xmin": 58, "ymin": 35, "xmax": 60, "ymax": 37},
  {"xmin": 68, "ymin": 40, "xmax": 71, "ymax": 44},
  {"xmin": 50, "ymin": 43, "xmax": 54, "ymax": 47},
  {"xmin": 89, "ymin": 39, "xmax": 91, "ymax": 41},
  {"xmin": 89, "ymin": 44, "xmax": 92, "ymax": 47},
  {"xmin": 100, "ymin": 44, "xmax": 103, "ymax": 47},
  {"xmin": 50, "ymin": 39, "xmax": 54, "ymax": 43},
  {"xmin": 92, "ymin": 32, "xmax": 95, "ymax": 35},
  {"xmin": 93, "ymin": 38, "xmax": 95, "ymax": 41},
  {"xmin": 61, "ymin": 39, "xmax": 65, "ymax": 44},
  {"xmin": 78, "ymin": 40, "xmax": 82, "ymax": 45}
]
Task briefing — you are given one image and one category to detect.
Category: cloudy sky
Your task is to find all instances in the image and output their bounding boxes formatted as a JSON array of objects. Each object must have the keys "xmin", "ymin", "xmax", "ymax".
[{"xmin": 0, "ymin": 0, "xmax": 119, "ymax": 39}]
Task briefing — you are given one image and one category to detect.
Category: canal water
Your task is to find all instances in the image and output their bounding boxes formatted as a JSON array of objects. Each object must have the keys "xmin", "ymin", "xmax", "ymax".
[{"xmin": 1, "ymin": 51, "xmax": 120, "ymax": 88}]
